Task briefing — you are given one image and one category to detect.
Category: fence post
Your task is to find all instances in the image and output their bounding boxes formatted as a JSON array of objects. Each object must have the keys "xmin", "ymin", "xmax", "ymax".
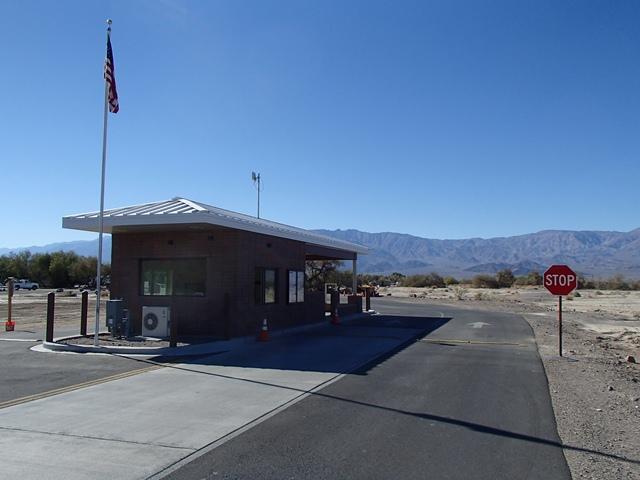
[
  {"xmin": 80, "ymin": 291, "xmax": 88, "ymax": 336},
  {"xmin": 46, "ymin": 292, "xmax": 55, "ymax": 342}
]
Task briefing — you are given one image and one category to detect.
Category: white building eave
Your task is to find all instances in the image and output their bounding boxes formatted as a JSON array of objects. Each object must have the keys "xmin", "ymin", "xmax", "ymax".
[{"xmin": 62, "ymin": 198, "xmax": 368, "ymax": 255}]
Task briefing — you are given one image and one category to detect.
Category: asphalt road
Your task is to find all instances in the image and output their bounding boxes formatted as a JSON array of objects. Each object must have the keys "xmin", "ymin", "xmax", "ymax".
[
  {"xmin": 165, "ymin": 298, "xmax": 570, "ymax": 480},
  {"xmin": 0, "ymin": 336, "xmax": 144, "ymax": 404}
]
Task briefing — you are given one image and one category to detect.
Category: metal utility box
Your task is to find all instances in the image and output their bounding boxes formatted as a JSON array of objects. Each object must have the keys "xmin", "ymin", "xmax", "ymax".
[{"xmin": 106, "ymin": 299, "xmax": 130, "ymax": 337}]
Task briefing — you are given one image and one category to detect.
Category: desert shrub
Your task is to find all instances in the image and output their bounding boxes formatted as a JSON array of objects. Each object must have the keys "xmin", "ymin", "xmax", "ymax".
[
  {"xmin": 388, "ymin": 272, "xmax": 405, "ymax": 284},
  {"xmin": 578, "ymin": 274, "xmax": 640, "ymax": 291},
  {"xmin": 443, "ymin": 276, "xmax": 459, "ymax": 286},
  {"xmin": 579, "ymin": 278, "xmax": 596, "ymax": 289},
  {"xmin": 402, "ymin": 272, "xmax": 445, "ymax": 288},
  {"xmin": 453, "ymin": 286, "xmax": 465, "ymax": 300},
  {"xmin": 514, "ymin": 276, "xmax": 528, "ymax": 286},
  {"xmin": 514, "ymin": 271, "xmax": 542, "ymax": 286},
  {"xmin": 526, "ymin": 271, "xmax": 542, "ymax": 286},
  {"xmin": 58, "ymin": 290, "xmax": 77, "ymax": 297},
  {"xmin": 601, "ymin": 274, "xmax": 630, "ymax": 290},
  {"xmin": 496, "ymin": 269, "xmax": 515, "ymax": 288},
  {"xmin": 402, "ymin": 275, "xmax": 426, "ymax": 287},
  {"xmin": 426, "ymin": 272, "xmax": 446, "ymax": 288},
  {"xmin": 472, "ymin": 275, "xmax": 499, "ymax": 289}
]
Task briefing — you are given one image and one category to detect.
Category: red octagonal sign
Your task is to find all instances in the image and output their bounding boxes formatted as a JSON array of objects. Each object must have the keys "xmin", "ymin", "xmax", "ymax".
[{"xmin": 544, "ymin": 265, "xmax": 578, "ymax": 296}]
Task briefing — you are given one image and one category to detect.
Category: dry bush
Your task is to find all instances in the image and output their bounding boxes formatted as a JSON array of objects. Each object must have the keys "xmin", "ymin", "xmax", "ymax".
[
  {"xmin": 453, "ymin": 286, "xmax": 466, "ymax": 300},
  {"xmin": 474, "ymin": 291, "xmax": 488, "ymax": 301},
  {"xmin": 58, "ymin": 291, "xmax": 77, "ymax": 298}
]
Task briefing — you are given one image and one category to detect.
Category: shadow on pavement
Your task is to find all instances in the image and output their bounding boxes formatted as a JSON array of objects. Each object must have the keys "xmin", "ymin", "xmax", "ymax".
[
  {"xmin": 132, "ymin": 336, "xmax": 640, "ymax": 468},
  {"xmin": 152, "ymin": 315, "xmax": 450, "ymax": 375}
]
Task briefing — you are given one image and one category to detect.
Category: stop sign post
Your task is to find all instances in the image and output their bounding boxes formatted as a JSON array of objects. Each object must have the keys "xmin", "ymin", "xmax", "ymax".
[{"xmin": 544, "ymin": 265, "xmax": 578, "ymax": 357}]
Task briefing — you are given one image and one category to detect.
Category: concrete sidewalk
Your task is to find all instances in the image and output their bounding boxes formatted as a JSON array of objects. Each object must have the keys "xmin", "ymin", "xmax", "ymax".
[{"xmin": 0, "ymin": 315, "xmax": 442, "ymax": 480}]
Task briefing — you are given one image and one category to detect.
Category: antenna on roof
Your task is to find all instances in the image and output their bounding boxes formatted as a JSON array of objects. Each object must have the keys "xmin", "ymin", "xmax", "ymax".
[{"xmin": 251, "ymin": 171, "xmax": 262, "ymax": 218}]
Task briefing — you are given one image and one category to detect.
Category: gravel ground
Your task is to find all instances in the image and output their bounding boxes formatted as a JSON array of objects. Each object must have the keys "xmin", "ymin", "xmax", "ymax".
[
  {"xmin": 0, "ymin": 289, "xmax": 106, "ymax": 330},
  {"xmin": 525, "ymin": 313, "xmax": 640, "ymax": 480},
  {"xmin": 60, "ymin": 334, "xmax": 179, "ymax": 347}
]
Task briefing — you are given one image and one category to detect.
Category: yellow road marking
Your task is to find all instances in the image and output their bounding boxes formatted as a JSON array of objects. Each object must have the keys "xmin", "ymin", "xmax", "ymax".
[
  {"xmin": 0, "ymin": 364, "xmax": 162, "ymax": 410},
  {"xmin": 421, "ymin": 338, "xmax": 524, "ymax": 346}
]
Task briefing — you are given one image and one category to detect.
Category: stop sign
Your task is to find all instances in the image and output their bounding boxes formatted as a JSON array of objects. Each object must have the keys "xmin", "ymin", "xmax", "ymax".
[{"xmin": 544, "ymin": 265, "xmax": 578, "ymax": 296}]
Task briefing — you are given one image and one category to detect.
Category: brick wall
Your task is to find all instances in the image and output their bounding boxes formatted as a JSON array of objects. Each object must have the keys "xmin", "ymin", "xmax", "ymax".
[{"xmin": 110, "ymin": 227, "xmax": 318, "ymax": 338}]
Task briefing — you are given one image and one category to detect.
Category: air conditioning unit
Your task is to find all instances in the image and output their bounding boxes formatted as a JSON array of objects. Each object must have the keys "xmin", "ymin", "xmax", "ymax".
[{"xmin": 141, "ymin": 306, "xmax": 170, "ymax": 338}]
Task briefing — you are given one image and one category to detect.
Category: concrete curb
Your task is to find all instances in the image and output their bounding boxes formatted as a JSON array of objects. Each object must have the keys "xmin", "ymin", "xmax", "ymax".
[{"xmin": 38, "ymin": 312, "xmax": 370, "ymax": 356}]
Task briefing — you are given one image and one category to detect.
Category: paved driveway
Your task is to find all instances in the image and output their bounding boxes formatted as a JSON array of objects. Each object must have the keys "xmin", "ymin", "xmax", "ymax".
[
  {"xmin": 165, "ymin": 298, "xmax": 570, "ymax": 480},
  {"xmin": 0, "ymin": 312, "xmax": 442, "ymax": 479}
]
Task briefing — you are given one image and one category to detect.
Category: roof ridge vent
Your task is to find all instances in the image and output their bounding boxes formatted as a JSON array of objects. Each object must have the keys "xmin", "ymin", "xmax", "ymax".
[{"xmin": 176, "ymin": 197, "xmax": 208, "ymax": 212}]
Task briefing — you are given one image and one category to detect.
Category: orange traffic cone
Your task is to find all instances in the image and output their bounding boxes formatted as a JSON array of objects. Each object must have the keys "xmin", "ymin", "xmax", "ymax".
[
  {"xmin": 258, "ymin": 318, "xmax": 269, "ymax": 342},
  {"xmin": 331, "ymin": 309, "xmax": 340, "ymax": 325}
]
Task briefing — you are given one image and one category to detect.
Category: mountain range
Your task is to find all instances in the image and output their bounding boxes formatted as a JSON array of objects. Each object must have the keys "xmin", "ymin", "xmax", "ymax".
[
  {"xmin": 2, "ymin": 228, "xmax": 639, "ymax": 279},
  {"xmin": 0, "ymin": 239, "xmax": 113, "ymax": 260},
  {"xmin": 312, "ymin": 228, "xmax": 640, "ymax": 279}
]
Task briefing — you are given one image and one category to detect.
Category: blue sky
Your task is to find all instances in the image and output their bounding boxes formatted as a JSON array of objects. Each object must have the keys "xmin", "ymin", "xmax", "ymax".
[{"xmin": 1, "ymin": 0, "xmax": 639, "ymax": 248}]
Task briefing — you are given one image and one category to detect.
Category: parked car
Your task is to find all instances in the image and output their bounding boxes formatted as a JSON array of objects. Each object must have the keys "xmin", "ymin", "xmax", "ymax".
[{"xmin": 13, "ymin": 279, "xmax": 39, "ymax": 290}]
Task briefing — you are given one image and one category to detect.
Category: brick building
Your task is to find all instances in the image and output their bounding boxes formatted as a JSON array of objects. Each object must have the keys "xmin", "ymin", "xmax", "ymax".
[{"xmin": 62, "ymin": 198, "xmax": 367, "ymax": 338}]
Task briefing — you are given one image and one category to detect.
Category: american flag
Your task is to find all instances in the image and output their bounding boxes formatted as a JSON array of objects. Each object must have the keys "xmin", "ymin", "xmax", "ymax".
[{"xmin": 104, "ymin": 34, "xmax": 119, "ymax": 113}]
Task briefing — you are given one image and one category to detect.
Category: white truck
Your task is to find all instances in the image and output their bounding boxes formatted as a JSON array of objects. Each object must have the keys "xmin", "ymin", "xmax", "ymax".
[{"xmin": 13, "ymin": 279, "xmax": 39, "ymax": 290}]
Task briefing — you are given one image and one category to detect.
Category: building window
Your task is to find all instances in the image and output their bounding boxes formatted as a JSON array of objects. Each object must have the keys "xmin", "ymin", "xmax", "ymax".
[
  {"xmin": 141, "ymin": 259, "xmax": 206, "ymax": 296},
  {"xmin": 255, "ymin": 268, "xmax": 278, "ymax": 304},
  {"xmin": 288, "ymin": 270, "xmax": 305, "ymax": 303}
]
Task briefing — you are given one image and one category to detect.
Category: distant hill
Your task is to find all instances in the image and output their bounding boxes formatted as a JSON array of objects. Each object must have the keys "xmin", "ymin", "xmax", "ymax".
[
  {"xmin": 0, "ymin": 237, "xmax": 112, "ymax": 261},
  {"xmin": 312, "ymin": 228, "xmax": 640, "ymax": 279},
  {"xmin": 2, "ymin": 227, "xmax": 640, "ymax": 278},
  {"xmin": 463, "ymin": 260, "xmax": 548, "ymax": 276}
]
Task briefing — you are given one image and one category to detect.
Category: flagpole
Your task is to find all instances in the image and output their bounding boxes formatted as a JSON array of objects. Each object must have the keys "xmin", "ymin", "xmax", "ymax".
[{"xmin": 94, "ymin": 19, "xmax": 112, "ymax": 347}]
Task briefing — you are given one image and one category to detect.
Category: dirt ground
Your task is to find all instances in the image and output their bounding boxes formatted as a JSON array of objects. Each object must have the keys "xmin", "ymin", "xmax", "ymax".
[
  {"xmin": 0, "ymin": 289, "xmax": 106, "ymax": 331},
  {"xmin": 381, "ymin": 286, "xmax": 640, "ymax": 479}
]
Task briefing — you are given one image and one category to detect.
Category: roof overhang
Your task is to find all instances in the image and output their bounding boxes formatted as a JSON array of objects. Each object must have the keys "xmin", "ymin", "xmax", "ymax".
[
  {"xmin": 305, "ymin": 244, "xmax": 356, "ymax": 261},
  {"xmin": 62, "ymin": 198, "xmax": 368, "ymax": 256}
]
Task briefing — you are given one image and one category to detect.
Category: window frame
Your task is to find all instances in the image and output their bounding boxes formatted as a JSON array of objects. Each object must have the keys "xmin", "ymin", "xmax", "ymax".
[
  {"xmin": 139, "ymin": 257, "xmax": 207, "ymax": 297},
  {"xmin": 287, "ymin": 269, "xmax": 305, "ymax": 304},
  {"xmin": 255, "ymin": 267, "xmax": 278, "ymax": 305}
]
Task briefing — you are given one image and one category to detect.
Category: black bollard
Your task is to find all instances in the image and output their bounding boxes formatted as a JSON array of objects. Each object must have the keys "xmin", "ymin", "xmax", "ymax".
[
  {"xmin": 46, "ymin": 292, "xmax": 55, "ymax": 342},
  {"xmin": 80, "ymin": 291, "xmax": 88, "ymax": 336}
]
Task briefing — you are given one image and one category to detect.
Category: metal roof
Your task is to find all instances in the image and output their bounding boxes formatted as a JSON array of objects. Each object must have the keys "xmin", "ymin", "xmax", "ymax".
[{"xmin": 62, "ymin": 197, "xmax": 368, "ymax": 255}]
